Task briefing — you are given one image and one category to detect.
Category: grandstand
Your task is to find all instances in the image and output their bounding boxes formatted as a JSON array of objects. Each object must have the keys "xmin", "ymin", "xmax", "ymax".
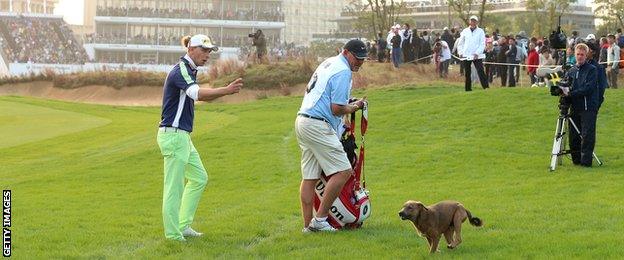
[
  {"xmin": 85, "ymin": 0, "xmax": 285, "ymax": 65},
  {"xmin": 0, "ymin": 0, "xmax": 95, "ymax": 76}
]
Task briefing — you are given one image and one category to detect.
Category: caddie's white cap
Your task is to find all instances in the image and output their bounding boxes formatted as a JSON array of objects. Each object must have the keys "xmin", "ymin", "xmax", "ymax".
[
  {"xmin": 188, "ymin": 34, "xmax": 219, "ymax": 51},
  {"xmin": 469, "ymin": 15, "xmax": 479, "ymax": 22},
  {"xmin": 585, "ymin": 33, "xmax": 595, "ymax": 40}
]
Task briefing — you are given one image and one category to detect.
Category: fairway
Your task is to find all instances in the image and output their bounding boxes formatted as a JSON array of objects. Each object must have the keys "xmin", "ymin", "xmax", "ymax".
[
  {"xmin": 1, "ymin": 86, "xmax": 623, "ymax": 258},
  {"xmin": 0, "ymin": 99, "xmax": 110, "ymax": 149}
]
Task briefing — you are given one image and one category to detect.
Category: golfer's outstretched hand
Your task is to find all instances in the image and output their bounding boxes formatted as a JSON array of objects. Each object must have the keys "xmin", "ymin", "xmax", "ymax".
[{"xmin": 226, "ymin": 78, "xmax": 243, "ymax": 95}]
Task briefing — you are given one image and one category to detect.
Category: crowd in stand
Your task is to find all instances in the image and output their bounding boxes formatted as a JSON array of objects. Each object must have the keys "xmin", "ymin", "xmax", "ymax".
[
  {"xmin": 86, "ymin": 32, "xmax": 281, "ymax": 48},
  {"xmin": 0, "ymin": 16, "xmax": 89, "ymax": 64},
  {"xmin": 96, "ymin": 6, "xmax": 284, "ymax": 21},
  {"xmin": 371, "ymin": 23, "xmax": 623, "ymax": 88}
]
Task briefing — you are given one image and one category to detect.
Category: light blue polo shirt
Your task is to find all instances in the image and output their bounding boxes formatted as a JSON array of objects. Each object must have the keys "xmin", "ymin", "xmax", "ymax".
[{"xmin": 299, "ymin": 54, "xmax": 352, "ymax": 133}]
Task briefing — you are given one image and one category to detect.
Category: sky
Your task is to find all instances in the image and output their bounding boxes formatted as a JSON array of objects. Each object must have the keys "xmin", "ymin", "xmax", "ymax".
[{"xmin": 53, "ymin": 0, "xmax": 85, "ymax": 25}]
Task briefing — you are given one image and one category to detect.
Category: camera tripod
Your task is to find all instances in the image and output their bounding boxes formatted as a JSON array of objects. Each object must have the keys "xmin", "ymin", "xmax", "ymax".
[{"xmin": 549, "ymin": 99, "xmax": 602, "ymax": 171}]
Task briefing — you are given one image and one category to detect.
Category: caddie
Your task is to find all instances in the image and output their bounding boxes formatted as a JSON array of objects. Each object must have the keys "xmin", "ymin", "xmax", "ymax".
[{"xmin": 294, "ymin": 39, "xmax": 367, "ymax": 232}]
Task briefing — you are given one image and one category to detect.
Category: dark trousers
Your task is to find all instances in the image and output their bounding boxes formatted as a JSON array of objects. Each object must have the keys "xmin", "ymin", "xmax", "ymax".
[
  {"xmin": 463, "ymin": 59, "xmax": 489, "ymax": 91},
  {"xmin": 529, "ymin": 72, "xmax": 537, "ymax": 84},
  {"xmin": 392, "ymin": 47, "xmax": 402, "ymax": 68},
  {"xmin": 485, "ymin": 63, "xmax": 494, "ymax": 83},
  {"xmin": 498, "ymin": 64, "xmax": 508, "ymax": 86},
  {"xmin": 507, "ymin": 62, "xmax": 517, "ymax": 87},
  {"xmin": 377, "ymin": 51, "xmax": 386, "ymax": 62},
  {"xmin": 608, "ymin": 68, "xmax": 618, "ymax": 89},
  {"xmin": 569, "ymin": 110, "xmax": 597, "ymax": 166},
  {"xmin": 439, "ymin": 60, "xmax": 450, "ymax": 78}
]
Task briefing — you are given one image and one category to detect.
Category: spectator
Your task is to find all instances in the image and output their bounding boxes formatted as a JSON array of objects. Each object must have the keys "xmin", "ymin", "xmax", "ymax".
[
  {"xmin": 456, "ymin": 15, "xmax": 489, "ymax": 91},
  {"xmin": 391, "ymin": 30, "xmax": 402, "ymax": 68},
  {"xmin": 566, "ymin": 47, "xmax": 576, "ymax": 65},
  {"xmin": 402, "ymin": 23, "xmax": 414, "ymax": 63},
  {"xmin": 599, "ymin": 37, "xmax": 609, "ymax": 69},
  {"xmin": 506, "ymin": 37, "xmax": 518, "ymax": 87},
  {"xmin": 441, "ymin": 27, "xmax": 454, "ymax": 53},
  {"xmin": 439, "ymin": 40, "xmax": 451, "ymax": 78},
  {"xmin": 607, "ymin": 34, "xmax": 620, "ymax": 89},
  {"xmin": 496, "ymin": 36, "xmax": 509, "ymax": 86},
  {"xmin": 484, "ymin": 40, "xmax": 496, "ymax": 83},
  {"xmin": 526, "ymin": 42, "xmax": 539, "ymax": 85},
  {"xmin": 376, "ymin": 32, "xmax": 387, "ymax": 62}
]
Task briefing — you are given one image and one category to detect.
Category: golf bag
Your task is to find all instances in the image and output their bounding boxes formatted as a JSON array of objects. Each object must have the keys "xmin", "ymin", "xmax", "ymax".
[{"xmin": 313, "ymin": 102, "xmax": 371, "ymax": 229}]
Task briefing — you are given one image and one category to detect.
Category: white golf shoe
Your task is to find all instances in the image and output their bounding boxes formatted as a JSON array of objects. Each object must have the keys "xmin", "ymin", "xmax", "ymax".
[
  {"xmin": 182, "ymin": 226, "xmax": 204, "ymax": 237},
  {"xmin": 308, "ymin": 218, "xmax": 337, "ymax": 232}
]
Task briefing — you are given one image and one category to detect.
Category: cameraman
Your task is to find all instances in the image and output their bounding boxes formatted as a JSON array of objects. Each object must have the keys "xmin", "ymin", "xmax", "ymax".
[
  {"xmin": 561, "ymin": 43, "xmax": 599, "ymax": 167},
  {"xmin": 251, "ymin": 29, "xmax": 267, "ymax": 60}
]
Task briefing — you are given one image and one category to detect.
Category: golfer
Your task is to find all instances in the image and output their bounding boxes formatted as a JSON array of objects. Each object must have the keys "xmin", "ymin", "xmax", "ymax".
[
  {"xmin": 157, "ymin": 34, "xmax": 243, "ymax": 241},
  {"xmin": 295, "ymin": 39, "xmax": 367, "ymax": 232}
]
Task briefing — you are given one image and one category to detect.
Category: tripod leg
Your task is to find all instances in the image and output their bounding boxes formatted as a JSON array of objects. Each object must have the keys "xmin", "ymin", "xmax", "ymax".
[
  {"xmin": 559, "ymin": 119, "xmax": 567, "ymax": 166},
  {"xmin": 550, "ymin": 116, "xmax": 565, "ymax": 171}
]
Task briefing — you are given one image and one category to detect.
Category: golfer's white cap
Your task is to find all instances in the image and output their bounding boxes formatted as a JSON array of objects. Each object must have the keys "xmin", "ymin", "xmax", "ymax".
[
  {"xmin": 469, "ymin": 15, "xmax": 479, "ymax": 22},
  {"xmin": 443, "ymin": 27, "xmax": 449, "ymax": 30},
  {"xmin": 188, "ymin": 34, "xmax": 218, "ymax": 51},
  {"xmin": 585, "ymin": 33, "xmax": 596, "ymax": 40}
]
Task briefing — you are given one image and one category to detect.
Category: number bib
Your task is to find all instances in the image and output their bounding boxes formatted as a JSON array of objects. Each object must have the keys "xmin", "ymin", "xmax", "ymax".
[{"xmin": 300, "ymin": 55, "xmax": 352, "ymax": 111}]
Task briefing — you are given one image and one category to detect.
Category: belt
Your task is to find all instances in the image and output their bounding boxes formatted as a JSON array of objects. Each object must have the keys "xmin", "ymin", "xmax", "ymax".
[
  {"xmin": 158, "ymin": 127, "xmax": 189, "ymax": 134},
  {"xmin": 297, "ymin": 113, "xmax": 330, "ymax": 124}
]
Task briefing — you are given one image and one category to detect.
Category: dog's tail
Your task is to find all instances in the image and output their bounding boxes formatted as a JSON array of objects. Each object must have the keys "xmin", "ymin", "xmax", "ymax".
[{"xmin": 466, "ymin": 209, "xmax": 483, "ymax": 227}]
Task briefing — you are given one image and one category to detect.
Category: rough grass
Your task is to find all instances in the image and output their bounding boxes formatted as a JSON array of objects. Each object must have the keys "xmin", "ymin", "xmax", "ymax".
[{"xmin": 1, "ymin": 84, "xmax": 623, "ymax": 258}]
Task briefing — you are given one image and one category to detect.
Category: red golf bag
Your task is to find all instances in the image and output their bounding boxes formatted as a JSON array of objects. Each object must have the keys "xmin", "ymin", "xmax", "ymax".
[{"xmin": 313, "ymin": 102, "xmax": 370, "ymax": 229}]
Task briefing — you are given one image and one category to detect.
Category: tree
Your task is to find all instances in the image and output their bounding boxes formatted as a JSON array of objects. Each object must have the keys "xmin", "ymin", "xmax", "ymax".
[
  {"xmin": 345, "ymin": 0, "xmax": 408, "ymax": 38},
  {"xmin": 525, "ymin": 0, "xmax": 576, "ymax": 37},
  {"xmin": 367, "ymin": 0, "xmax": 408, "ymax": 37},
  {"xmin": 447, "ymin": 0, "xmax": 491, "ymax": 27},
  {"xmin": 594, "ymin": 0, "xmax": 624, "ymax": 30}
]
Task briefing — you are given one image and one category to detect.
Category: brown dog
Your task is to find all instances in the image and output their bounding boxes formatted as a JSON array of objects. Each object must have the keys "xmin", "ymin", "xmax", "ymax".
[{"xmin": 399, "ymin": 200, "xmax": 483, "ymax": 253}]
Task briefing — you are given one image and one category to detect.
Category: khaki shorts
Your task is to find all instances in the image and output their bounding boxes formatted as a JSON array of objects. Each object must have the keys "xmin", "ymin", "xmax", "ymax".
[{"xmin": 294, "ymin": 116, "xmax": 352, "ymax": 180}]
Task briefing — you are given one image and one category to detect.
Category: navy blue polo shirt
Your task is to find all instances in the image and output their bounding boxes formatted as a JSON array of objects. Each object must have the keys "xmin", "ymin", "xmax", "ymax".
[{"xmin": 159, "ymin": 56, "xmax": 198, "ymax": 132}]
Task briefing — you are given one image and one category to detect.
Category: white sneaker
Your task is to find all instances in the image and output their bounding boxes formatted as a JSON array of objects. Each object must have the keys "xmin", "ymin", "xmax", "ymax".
[
  {"xmin": 182, "ymin": 226, "xmax": 204, "ymax": 237},
  {"xmin": 302, "ymin": 227, "xmax": 311, "ymax": 233},
  {"xmin": 308, "ymin": 218, "xmax": 337, "ymax": 232}
]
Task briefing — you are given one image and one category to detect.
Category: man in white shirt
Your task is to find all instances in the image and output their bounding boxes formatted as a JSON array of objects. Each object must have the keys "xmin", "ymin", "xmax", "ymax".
[
  {"xmin": 439, "ymin": 40, "xmax": 451, "ymax": 78},
  {"xmin": 607, "ymin": 34, "xmax": 620, "ymax": 89},
  {"xmin": 456, "ymin": 15, "xmax": 489, "ymax": 91}
]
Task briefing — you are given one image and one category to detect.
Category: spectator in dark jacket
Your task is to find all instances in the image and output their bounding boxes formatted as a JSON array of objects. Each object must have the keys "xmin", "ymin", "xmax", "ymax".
[
  {"xmin": 402, "ymin": 23, "xmax": 414, "ymax": 63},
  {"xmin": 441, "ymin": 27, "xmax": 454, "ymax": 52},
  {"xmin": 497, "ymin": 36, "xmax": 509, "ymax": 86},
  {"xmin": 377, "ymin": 33, "xmax": 388, "ymax": 62},
  {"xmin": 598, "ymin": 37, "xmax": 609, "ymax": 69},
  {"xmin": 411, "ymin": 28, "xmax": 420, "ymax": 61},
  {"xmin": 586, "ymin": 43, "xmax": 607, "ymax": 111},
  {"xmin": 505, "ymin": 37, "xmax": 518, "ymax": 87},
  {"xmin": 391, "ymin": 31, "xmax": 402, "ymax": 68},
  {"xmin": 562, "ymin": 43, "xmax": 599, "ymax": 167},
  {"xmin": 484, "ymin": 41, "xmax": 496, "ymax": 83}
]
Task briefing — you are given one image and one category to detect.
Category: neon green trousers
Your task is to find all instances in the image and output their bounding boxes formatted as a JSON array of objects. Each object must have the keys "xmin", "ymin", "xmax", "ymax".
[{"xmin": 157, "ymin": 130, "xmax": 208, "ymax": 240}]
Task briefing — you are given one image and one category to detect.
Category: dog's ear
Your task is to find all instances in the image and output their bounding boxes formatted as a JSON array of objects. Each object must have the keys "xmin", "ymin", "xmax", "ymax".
[{"xmin": 416, "ymin": 201, "xmax": 429, "ymax": 211}]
